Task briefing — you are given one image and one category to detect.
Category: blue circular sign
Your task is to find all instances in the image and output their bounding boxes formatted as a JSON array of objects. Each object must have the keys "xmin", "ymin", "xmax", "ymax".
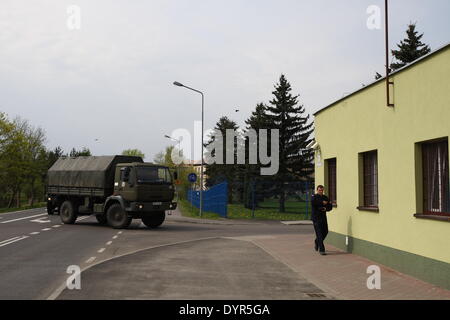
[{"xmin": 188, "ymin": 173, "xmax": 197, "ymax": 183}]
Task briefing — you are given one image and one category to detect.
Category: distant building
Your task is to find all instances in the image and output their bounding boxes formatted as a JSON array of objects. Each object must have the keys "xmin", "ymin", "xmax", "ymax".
[{"xmin": 313, "ymin": 43, "xmax": 450, "ymax": 289}]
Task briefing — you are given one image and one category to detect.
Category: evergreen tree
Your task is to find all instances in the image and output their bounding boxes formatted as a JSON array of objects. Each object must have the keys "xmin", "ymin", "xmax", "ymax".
[
  {"xmin": 243, "ymin": 103, "xmax": 272, "ymax": 208},
  {"xmin": 390, "ymin": 24, "xmax": 431, "ymax": 71},
  {"xmin": 265, "ymin": 74, "xmax": 314, "ymax": 212},
  {"xmin": 204, "ymin": 116, "xmax": 239, "ymax": 203},
  {"xmin": 69, "ymin": 147, "xmax": 91, "ymax": 157}
]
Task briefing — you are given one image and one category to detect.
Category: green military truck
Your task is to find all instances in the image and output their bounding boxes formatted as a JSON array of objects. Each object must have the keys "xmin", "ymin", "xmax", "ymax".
[{"xmin": 46, "ymin": 155, "xmax": 177, "ymax": 229}]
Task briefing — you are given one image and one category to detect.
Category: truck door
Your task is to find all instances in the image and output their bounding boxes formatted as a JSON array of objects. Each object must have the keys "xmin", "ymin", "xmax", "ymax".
[{"xmin": 117, "ymin": 166, "xmax": 137, "ymax": 201}]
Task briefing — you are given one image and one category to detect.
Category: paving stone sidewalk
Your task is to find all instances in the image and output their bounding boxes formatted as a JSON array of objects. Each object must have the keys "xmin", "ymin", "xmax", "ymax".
[{"xmin": 251, "ymin": 233, "xmax": 450, "ymax": 300}]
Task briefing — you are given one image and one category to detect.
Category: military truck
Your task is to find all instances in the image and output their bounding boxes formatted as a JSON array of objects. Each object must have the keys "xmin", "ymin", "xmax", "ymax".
[{"xmin": 46, "ymin": 155, "xmax": 177, "ymax": 229}]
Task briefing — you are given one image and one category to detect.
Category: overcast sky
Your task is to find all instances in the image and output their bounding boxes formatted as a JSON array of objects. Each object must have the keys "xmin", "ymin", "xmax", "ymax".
[{"xmin": 1, "ymin": 0, "xmax": 449, "ymax": 161}]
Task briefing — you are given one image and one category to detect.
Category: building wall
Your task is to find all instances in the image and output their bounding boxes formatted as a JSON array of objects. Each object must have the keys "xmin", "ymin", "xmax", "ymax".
[{"xmin": 314, "ymin": 47, "xmax": 450, "ymax": 288}]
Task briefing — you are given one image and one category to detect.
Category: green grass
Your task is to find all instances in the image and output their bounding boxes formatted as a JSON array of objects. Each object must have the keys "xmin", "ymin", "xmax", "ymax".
[
  {"xmin": 178, "ymin": 199, "xmax": 310, "ymax": 221},
  {"xmin": 0, "ymin": 202, "xmax": 46, "ymax": 214}
]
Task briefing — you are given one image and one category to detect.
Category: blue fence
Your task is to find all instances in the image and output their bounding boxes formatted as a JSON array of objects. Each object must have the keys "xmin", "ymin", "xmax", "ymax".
[{"xmin": 188, "ymin": 182, "xmax": 228, "ymax": 217}]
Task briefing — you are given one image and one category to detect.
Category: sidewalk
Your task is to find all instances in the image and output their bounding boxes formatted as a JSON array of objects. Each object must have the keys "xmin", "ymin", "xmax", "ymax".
[
  {"xmin": 167, "ymin": 207, "xmax": 450, "ymax": 299},
  {"xmin": 249, "ymin": 233, "xmax": 450, "ymax": 300}
]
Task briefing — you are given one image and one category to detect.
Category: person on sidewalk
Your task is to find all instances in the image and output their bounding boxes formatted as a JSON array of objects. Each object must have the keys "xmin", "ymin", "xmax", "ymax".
[{"xmin": 311, "ymin": 185, "xmax": 332, "ymax": 255}]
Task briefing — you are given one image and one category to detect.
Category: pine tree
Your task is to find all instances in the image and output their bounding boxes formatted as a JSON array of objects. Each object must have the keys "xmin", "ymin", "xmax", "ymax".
[
  {"xmin": 204, "ymin": 116, "xmax": 239, "ymax": 203},
  {"xmin": 266, "ymin": 75, "xmax": 314, "ymax": 212},
  {"xmin": 390, "ymin": 24, "xmax": 431, "ymax": 71},
  {"xmin": 243, "ymin": 103, "xmax": 272, "ymax": 208}
]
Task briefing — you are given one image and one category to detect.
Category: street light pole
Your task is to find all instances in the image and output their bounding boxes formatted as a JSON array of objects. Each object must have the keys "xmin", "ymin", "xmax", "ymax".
[{"xmin": 173, "ymin": 81, "xmax": 204, "ymax": 218}]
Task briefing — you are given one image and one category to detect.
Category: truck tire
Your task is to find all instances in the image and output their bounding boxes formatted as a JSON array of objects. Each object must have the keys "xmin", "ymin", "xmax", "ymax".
[
  {"xmin": 141, "ymin": 211, "xmax": 165, "ymax": 228},
  {"xmin": 60, "ymin": 200, "xmax": 78, "ymax": 224},
  {"xmin": 107, "ymin": 203, "xmax": 132, "ymax": 229},
  {"xmin": 95, "ymin": 214, "xmax": 107, "ymax": 225}
]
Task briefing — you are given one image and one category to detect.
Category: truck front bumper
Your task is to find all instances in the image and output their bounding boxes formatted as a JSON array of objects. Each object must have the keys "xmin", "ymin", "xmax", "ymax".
[{"xmin": 126, "ymin": 201, "xmax": 177, "ymax": 212}]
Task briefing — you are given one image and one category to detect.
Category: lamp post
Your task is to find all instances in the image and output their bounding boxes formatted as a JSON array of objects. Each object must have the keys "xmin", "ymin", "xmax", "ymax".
[
  {"xmin": 164, "ymin": 135, "xmax": 182, "ymax": 157},
  {"xmin": 173, "ymin": 81, "xmax": 204, "ymax": 218}
]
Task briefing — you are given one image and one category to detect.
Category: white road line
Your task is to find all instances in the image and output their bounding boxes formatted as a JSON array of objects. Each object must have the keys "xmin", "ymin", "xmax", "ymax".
[
  {"xmin": 106, "ymin": 241, "xmax": 112, "ymax": 246},
  {"xmin": 29, "ymin": 232, "xmax": 40, "ymax": 235},
  {"xmin": 41, "ymin": 228, "xmax": 52, "ymax": 231},
  {"xmin": 85, "ymin": 257, "xmax": 96, "ymax": 264},
  {"xmin": 112, "ymin": 235, "xmax": 118, "ymax": 239},
  {"xmin": 52, "ymin": 225, "xmax": 61, "ymax": 228},
  {"xmin": 0, "ymin": 213, "xmax": 47, "ymax": 224},
  {"xmin": 0, "ymin": 236, "xmax": 29, "ymax": 248},
  {"xmin": 118, "ymin": 231, "xmax": 122, "ymax": 235},
  {"xmin": 97, "ymin": 248, "xmax": 106, "ymax": 253},
  {"xmin": 0, "ymin": 236, "xmax": 21, "ymax": 245},
  {"xmin": 77, "ymin": 216, "xmax": 90, "ymax": 221}
]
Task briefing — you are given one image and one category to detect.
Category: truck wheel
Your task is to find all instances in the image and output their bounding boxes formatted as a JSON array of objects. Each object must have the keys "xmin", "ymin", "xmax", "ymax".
[
  {"xmin": 60, "ymin": 201, "xmax": 78, "ymax": 224},
  {"xmin": 107, "ymin": 204, "xmax": 132, "ymax": 229},
  {"xmin": 141, "ymin": 211, "xmax": 165, "ymax": 228},
  {"xmin": 95, "ymin": 214, "xmax": 107, "ymax": 225}
]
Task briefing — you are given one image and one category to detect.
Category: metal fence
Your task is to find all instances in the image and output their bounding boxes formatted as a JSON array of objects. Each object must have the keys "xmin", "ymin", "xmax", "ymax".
[{"xmin": 187, "ymin": 181, "xmax": 228, "ymax": 217}]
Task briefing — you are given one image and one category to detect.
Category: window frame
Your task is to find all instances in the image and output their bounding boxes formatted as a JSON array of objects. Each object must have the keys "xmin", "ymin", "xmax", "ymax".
[
  {"xmin": 421, "ymin": 139, "xmax": 450, "ymax": 217},
  {"xmin": 357, "ymin": 150, "xmax": 379, "ymax": 211},
  {"xmin": 326, "ymin": 158, "xmax": 337, "ymax": 206}
]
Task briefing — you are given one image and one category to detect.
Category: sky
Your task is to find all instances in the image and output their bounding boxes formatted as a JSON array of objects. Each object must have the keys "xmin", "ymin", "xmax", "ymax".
[{"xmin": 1, "ymin": 0, "xmax": 449, "ymax": 161}]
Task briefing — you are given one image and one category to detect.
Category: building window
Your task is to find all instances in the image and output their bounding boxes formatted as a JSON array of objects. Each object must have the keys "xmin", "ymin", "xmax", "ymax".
[
  {"xmin": 422, "ymin": 139, "xmax": 449, "ymax": 216},
  {"xmin": 363, "ymin": 151, "xmax": 378, "ymax": 208},
  {"xmin": 326, "ymin": 158, "xmax": 337, "ymax": 205}
]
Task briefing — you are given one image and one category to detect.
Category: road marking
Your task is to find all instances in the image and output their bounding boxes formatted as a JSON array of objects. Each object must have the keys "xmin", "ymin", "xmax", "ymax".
[
  {"xmin": 0, "ymin": 236, "xmax": 29, "ymax": 247},
  {"xmin": 118, "ymin": 231, "xmax": 122, "ymax": 235},
  {"xmin": 52, "ymin": 225, "xmax": 61, "ymax": 228},
  {"xmin": 77, "ymin": 216, "xmax": 90, "ymax": 221},
  {"xmin": 0, "ymin": 213, "xmax": 47, "ymax": 224},
  {"xmin": 85, "ymin": 257, "xmax": 96, "ymax": 264},
  {"xmin": 112, "ymin": 235, "xmax": 118, "ymax": 239},
  {"xmin": 106, "ymin": 241, "xmax": 112, "ymax": 246},
  {"xmin": 97, "ymin": 248, "xmax": 106, "ymax": 253},
  {"xmin": 31, "ymin": 217, "xmax": 51, "ymax": 224},
  {"xmin": 41, "ymin": 228, "xmax": 52, "ymax": 231},
  {"xmin": 47, "ymin": 236, "xmax": 219, "ymax": 300},
  {"xmin": 0, "ymin": 236, "xmax": 21, "ymax": 244},
  {"xmin": 30, "ymin": 232, "xmax": 40, "ymax": 235}
]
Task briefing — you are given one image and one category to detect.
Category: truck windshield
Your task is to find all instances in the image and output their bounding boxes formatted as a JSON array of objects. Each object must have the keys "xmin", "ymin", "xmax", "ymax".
[{"xmin": 136, "ymin": 167, "xmax": 172, "ymax": 184}]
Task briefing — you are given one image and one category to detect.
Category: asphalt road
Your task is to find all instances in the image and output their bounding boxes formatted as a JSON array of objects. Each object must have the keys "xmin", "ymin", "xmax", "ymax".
[{"xmin": 0, "ymin": 208, "xmax": 322, "ymax": 300}]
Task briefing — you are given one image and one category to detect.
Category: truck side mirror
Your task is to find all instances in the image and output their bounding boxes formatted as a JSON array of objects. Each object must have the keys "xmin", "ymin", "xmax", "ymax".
[{"xmin": 120, "ymin": 167, "xmax": 130, "ymax": 182}]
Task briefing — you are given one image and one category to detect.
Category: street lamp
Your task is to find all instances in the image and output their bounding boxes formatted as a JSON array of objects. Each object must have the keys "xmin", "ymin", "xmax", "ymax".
[
  {"xmin": 173, "ymin": 81, "xmax": 204, "ymax": 218},
  {"xmin": 164, "ymin": 134, "xmax": 182, "ymax": 158}
]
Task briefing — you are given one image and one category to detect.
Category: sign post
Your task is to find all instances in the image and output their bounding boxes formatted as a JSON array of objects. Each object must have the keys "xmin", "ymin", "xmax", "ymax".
[{"xmin": 188, "ymin": 173, "xmax": 198, "ymax": 215}]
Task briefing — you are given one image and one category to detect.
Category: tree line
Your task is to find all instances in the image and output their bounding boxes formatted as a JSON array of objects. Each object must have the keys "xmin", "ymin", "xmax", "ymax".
[{"xmin": 0, "ymin": 112, "xmax": 91, "ymax": 208}]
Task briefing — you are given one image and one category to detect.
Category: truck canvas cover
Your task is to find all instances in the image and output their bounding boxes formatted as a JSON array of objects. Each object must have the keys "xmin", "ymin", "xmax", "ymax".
[{"xmin": 48, "ymin": 155, "xmax": 143, "ymax": 190}]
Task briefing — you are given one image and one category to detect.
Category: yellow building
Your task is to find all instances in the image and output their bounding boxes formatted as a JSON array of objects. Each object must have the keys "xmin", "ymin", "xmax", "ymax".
[{"xmin": 313, "ymin": 43, "xmax": 450, "ymax": 290}]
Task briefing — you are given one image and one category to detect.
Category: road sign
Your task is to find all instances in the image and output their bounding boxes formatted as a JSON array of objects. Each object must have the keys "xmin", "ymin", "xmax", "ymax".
[{"xmin": 188, "ymin": 173, "xmax": 197, "ymax": 183}]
